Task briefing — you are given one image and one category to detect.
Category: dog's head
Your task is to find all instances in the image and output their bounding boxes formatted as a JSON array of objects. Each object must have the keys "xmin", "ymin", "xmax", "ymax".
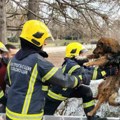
[{"xmin": 93, "ymin": 37, "xmax": 120, "ymax": 57}]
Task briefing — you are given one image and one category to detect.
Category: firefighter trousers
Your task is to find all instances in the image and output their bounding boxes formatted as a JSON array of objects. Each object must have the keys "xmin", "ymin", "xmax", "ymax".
[{"xmin": 44, "ymin": 85, "xmax": 94, "ymax": 115}]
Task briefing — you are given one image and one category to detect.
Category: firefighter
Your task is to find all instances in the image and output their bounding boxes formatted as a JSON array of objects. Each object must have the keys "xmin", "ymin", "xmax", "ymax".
[
  {"xmin": 3, "ymin": 44, "xmax": 18, "ymax": 105},
  {"xmin": 0, "ymin": 43, "xmax": 17, "ymax": 112},
  {"xmin": 0, "ymin": 43, "xmax": 17, "ymax": 93},
  {"xmin": 5, "ymin": 44, "xmax": 18, "ymax": 62},
  {"xmin": 0, "ymin": 42, "xmax": 8, "ymax": 93},
  {"xmin": 5, "ymin": 20, "xmax": 93, "ymax": 120},
  {"xmin": 0, "ymin": 42, "xmax": 8, "ymax": 111},
  {"xmin": 44, "ymin": 42, "xmax": 118, "ymax": 120}
]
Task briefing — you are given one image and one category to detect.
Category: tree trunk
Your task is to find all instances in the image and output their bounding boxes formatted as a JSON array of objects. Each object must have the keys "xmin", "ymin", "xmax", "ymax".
[
  {"xmin": 27, "ymin": 0, "xmax": 39, "ymax": 20},
  {"xmin": 0, "ymin": 0, "xmax": 7, "ymax": 44}
]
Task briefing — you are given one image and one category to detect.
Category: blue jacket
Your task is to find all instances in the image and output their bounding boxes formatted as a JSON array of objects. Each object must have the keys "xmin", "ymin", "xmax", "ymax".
[
  {"xmin": 47, "ymin": 58, "xmax": 107, "ymax": 101},
  {"xmin": 6, "ymin": 52, "xmax": 80, "ymax": 120}
]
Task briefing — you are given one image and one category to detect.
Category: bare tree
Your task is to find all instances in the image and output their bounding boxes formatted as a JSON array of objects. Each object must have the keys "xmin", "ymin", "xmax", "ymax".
[
  {"xmin": 27, "ymin": 0, "xmax": 40, "ymax": 20},
  {"xmin": 7, "ymin": 0, "xmax": 120, "ymax": 40},
  {"xmin": 0, "ymin": 0, "xmax": 7, "ymax": 44}
]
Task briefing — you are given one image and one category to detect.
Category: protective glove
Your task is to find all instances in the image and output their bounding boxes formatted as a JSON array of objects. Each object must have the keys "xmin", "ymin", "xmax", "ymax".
[{"xmin": 103, "ymin": 66, "xmax": 118, "ymax": 77}]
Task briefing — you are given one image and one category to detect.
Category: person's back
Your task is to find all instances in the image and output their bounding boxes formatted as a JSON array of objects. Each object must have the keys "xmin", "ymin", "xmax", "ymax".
[
  {"xmin": 6, "ymin": 20, "xmax": 87, "ymax": 120},
  {"xmin": 7, "ymin": 52, "xmax": 46, "ymax": 116}
]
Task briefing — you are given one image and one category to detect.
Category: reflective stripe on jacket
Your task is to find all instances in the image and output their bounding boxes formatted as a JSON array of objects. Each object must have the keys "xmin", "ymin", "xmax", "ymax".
[
  {"xmin": 6, "ymin": 53, "xmax": 79, "ymax": 119},
  {"xmin": 47, "ymin": 58, "xmax": 106, "ymax": 101},
  {"xmin": 0, "ymin": 87, "xmax": 7, "ymax": 106}
]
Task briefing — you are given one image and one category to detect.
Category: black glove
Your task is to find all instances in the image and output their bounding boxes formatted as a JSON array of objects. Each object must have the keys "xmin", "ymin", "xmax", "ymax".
[{"xmin": 103, "ymin": 66, "xmax": 118, "ymax": 76}]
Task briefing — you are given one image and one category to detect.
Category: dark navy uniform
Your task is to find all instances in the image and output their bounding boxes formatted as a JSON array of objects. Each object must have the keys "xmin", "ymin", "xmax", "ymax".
[
  {"xmin": 6, "ymin": 50, "xmax": 84, "ymax": 120},
  {"xmin": 0, "ymin": 87, "xmax": 7, "ymax": 106},
  {"xmin": 44, "ymin": 58, "xmax": 116, "ymax": 118}
]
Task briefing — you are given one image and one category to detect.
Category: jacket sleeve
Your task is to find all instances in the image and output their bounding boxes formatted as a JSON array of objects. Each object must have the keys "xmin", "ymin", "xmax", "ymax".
[
  {"xmin": 68, "ymin": 65, "xmax": 106, "ymax": 85},
  {"xmin": 37, "ymin": 57, "xmax": 80, "ymax": 88},
  {"xmin": 0, "ymin": 88, "xmax": 7, "ymax": 106},
  {"xmin": 45, "ymin": 68, "xmax": 79, "ymax": 88},
  {"xmin": 75, "ymin": 66, "xmax": 112, "ymax": 81},
  {"xmin": 86, "ymin": 67, "xmax": 104, "ymax": 80}
]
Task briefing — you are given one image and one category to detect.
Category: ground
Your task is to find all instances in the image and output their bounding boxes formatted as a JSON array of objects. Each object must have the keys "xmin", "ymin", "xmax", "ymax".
[{"xmin": 46, "ymin": 51, "xmax": 65, "ymax": 67}]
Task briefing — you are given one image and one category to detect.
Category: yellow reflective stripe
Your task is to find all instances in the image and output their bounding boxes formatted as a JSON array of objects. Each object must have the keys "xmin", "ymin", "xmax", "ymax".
[
  {"xmin": 7, "ymin": 61, "xmax": 11, "ymax": 85},
  {"xmin": 62, "ymin": 88, "xmax": 67, "ymax": 91},
  {"xmin": 0, "ymin": 90, "xmax": 4, "ymax": 98},
  {"xmin": 68, "ymin": 65, "xmax": 80, "ymax": 75},
  {"xmin": 62, "ymin": 65, "xmax": 66, "ymax": 73},
  {"xmin": 6, "ymin": 107, "xmax": 43, "ymax": 120},
  {"xmin": 78, "ymin": 75, "xmax": 82, "ymax": 80},
  {"xmin": 92, "ymin": 67, "xmax": 98, "ymax": 80},
  {"xmin": 22, "ymin": 64, "xmax": 38, "ymax": 114},
  {"xmin": 42, "ymin": 85, "xmax": 48, "ymax": 91},
  {"xmin": 83, "ymin": 100, "xmax": 95, "ymax": 108},
  {"xmin": 73, "ymin": 75, "xmax": 82, "ymax": 88},
  {"xmin": 42, "ymin": 67, "xmax": 58, "ymax": 82},
  {"xmin": 73, "ymin": 76, "xmax": 78, "ymax": 88},
  {"xmin": 101, "ymin": 70, "xmax": 106, "ymax": 76},
  {"xmin": 48, "ymin": 90, "xmax": 67, "ymax": 101}
]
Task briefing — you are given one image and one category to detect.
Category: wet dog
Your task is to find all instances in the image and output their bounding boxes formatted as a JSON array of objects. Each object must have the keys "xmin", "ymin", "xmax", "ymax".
[{"xmin": 84, "ymin": 37, "xmax": 120, "ymax": 116}]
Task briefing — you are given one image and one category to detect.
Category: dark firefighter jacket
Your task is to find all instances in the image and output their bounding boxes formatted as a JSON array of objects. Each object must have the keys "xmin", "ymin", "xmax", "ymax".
[
  {"xmin": 0, "ymin": 87, "xmax": 7, "ymax": 106},
  {"xmin": 0, "ymin": 58, "xmax": 8, "ymax": 107},
  {"xmin": 46, "ymin": 58, "xmax": 107, "ymax": 101},
  {"xmin": 0, "ymin": 61, "xmax": 7, "ymax": 93},
  {"xmin": 6, "ymin": 52, "xmax": 80, "ymax": 120}
]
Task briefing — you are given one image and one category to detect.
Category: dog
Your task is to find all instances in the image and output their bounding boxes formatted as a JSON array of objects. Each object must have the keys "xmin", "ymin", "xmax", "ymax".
[
  {"xmin": 85, "ymin": 37, "xmax": 120, "ymax": 67},
  {"xmin": 84, "ymin": 37, "xmax": 120, "ymax": 117}
]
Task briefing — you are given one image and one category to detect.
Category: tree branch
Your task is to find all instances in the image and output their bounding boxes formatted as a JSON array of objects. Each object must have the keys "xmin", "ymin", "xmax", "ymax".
[{"xmin": 11, "ymin": 0, "xmax": 43, "ymax": 20}]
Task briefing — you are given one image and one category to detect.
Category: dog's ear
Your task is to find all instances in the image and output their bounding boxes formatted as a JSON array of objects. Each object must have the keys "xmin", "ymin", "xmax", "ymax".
[
  {"xmin": 111, "ymin": 43, "xmax": 120, "ymax": 53},
  {"xmin": 107, "ymin": 38, "xmax": 120, "ymax": 53},
  {"xmin": 97, "ymin": 41, "xmax": 103, "ymax": 47}
]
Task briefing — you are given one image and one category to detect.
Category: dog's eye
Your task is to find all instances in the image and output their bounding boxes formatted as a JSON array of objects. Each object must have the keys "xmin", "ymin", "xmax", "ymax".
[
  {"xmin": 97, "ymin": 44, "xmax": 101, "ymax": 47},
  {"xmin": 97, "ymin": 42, "xmax": 103, "ymax": 47},
  {"xmin": 100, "ymin": 42, "xmax": 103, "ymax": 45}
]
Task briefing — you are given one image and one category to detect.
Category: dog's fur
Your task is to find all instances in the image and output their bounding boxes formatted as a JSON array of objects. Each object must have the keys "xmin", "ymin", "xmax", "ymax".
[
  {"xmin": 85, "ymin": 37, "xmax": 120, "ymax": 67},
  {"xmin": 84, "ymin": 37, "xmax": 120, "ymax": 116}
]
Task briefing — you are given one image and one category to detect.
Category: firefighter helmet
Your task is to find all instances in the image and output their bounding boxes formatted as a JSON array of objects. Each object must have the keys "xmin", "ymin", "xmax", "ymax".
[
  {"xmin": 20, "ymin": 20, "xmax": 54, "ymax": 47},
  {"xmin": 0, "ymin": 42, "xmax": 8, "ymax": 52},
  {"xmin": 65, "ymin": 42, "xmax": 85, "ymax": 58}
]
